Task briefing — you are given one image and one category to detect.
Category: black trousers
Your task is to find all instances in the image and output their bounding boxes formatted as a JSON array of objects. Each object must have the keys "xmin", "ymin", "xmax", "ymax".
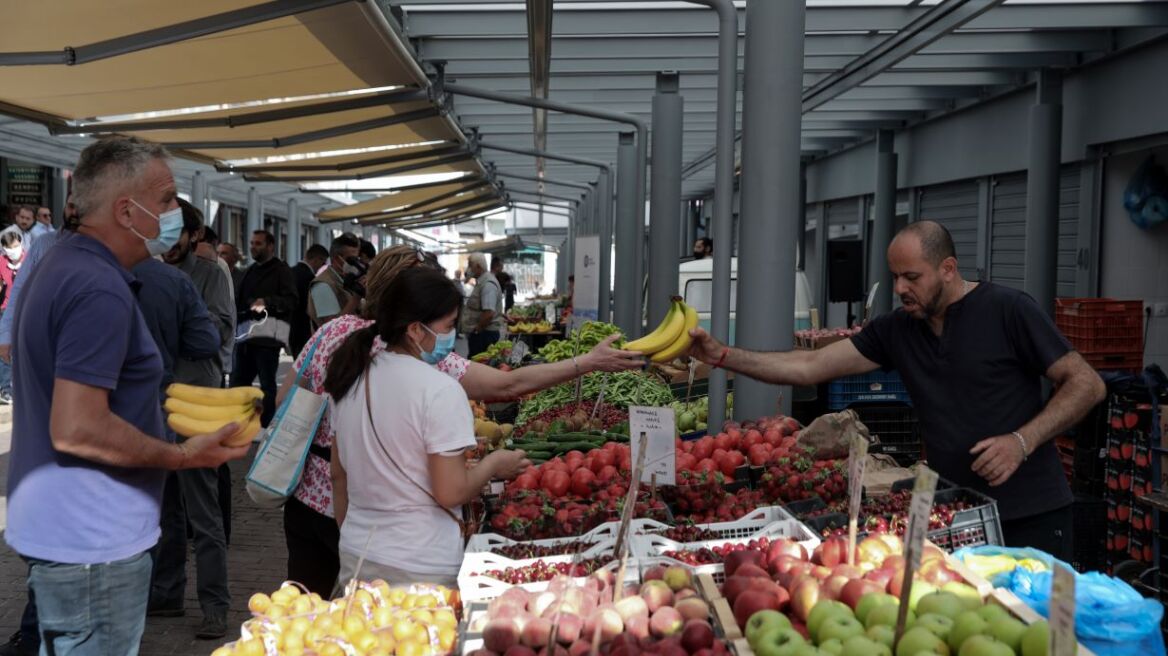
[
  {"xmin": 467, "ymin": 330, "xmax": 501, "ymax": 359},
  {"xmin": 1001, "ymin": 503, "xmax": 1073, "ymax": 562},
  {"xmin": 230, "ymin": 342, "xmax": 281, "ymax": 426},
  {"xmin": 283, "ymin": 498, "xmax": 340, "ymax": 597}
]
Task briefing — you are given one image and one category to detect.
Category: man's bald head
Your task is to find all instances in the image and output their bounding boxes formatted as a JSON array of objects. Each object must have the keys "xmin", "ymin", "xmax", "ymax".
[{"xmin": 893, "ymin": 220, "xmax": 956, "ymax": 267}]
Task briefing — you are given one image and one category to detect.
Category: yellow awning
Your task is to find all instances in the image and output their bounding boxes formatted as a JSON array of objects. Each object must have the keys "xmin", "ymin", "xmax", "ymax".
[
  {"xmin": 376, "ymin": 198, "xmax": 506, "ymax": 228},
  {"xmin": 318, "ymin": 179, "xmax": 486, "ymax": 221}
]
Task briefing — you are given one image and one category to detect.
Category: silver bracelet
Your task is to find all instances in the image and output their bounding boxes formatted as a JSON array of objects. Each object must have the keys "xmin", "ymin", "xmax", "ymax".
[
  {"xmin": 572, "ymin": 356, "xmax": 581, "ymax": 376},
  {"xmin": 1010, "ymin": 431, "xmax": 1029, "ymax": 461}
]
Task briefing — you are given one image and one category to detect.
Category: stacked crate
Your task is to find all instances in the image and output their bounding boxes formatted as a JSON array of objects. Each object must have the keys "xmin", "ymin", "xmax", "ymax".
[
  {"xmin": 1104, "ymin": 395, "xmax": 1156, "ymax": 570},
  {"xmin": 1055, "ymin": 298, "xmax": 1145, "ymax": 372},
  {"xmin": 827, "ymin": 370, "xmax": 919, "ymax": 465}
]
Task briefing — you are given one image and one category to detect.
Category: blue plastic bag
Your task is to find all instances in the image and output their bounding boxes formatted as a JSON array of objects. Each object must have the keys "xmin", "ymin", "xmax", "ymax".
[{"xmin": 954, "ymin": 546, "xmax": 1165, "ymax": 656}]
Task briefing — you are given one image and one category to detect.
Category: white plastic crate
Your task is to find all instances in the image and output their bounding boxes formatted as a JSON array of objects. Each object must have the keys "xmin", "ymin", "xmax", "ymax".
[
  {"xmin": 458, "ymin": 552, "xmax": 638, "ymax": 603},
  {"xmin": 464, "ymin": 532, "xmax": 614, "ymax": 558},
  {"xmin": 631, "ymin": 521, "xmax": 822, "ymax": 585},
  {"xmin": 637, "ymin": 506, "xmax": 799, "ymax": 541}
]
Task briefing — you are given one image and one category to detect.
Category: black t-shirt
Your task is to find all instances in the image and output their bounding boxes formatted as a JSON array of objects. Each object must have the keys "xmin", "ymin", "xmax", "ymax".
[{"xmin": 850, "ymin": 282, "xmax": 1074, "ymax": 520}]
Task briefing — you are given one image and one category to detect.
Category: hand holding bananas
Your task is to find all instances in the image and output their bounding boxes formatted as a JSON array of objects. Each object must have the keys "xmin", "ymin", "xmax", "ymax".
[
  {"xmin": 165, "ymin": 384, "xmax": 264, "ymax": 447},
  {"xmin": 578, "ymin": 333, "xmax": 645, "ymax": 372},
  {"xmin": 622, "ymin": 297, "xmax": 700, "ymax": 364}
]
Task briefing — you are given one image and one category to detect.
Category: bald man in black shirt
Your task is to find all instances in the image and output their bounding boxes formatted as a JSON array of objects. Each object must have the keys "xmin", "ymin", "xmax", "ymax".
[{"xmin": 688, "ymin": 221, "xmax": 1106, "ymax": 559}]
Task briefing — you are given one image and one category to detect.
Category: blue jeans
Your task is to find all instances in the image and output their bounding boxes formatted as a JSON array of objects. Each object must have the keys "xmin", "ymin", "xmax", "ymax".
[{"xmin": 28, "ymin": 551, "xmax": 152, "ymax": 656}]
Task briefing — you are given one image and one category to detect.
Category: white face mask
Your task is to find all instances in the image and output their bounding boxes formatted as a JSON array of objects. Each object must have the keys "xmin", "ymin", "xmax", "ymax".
[{"xmin": 4, "ymin": 246, "xmax": 22, "ymax": 261}]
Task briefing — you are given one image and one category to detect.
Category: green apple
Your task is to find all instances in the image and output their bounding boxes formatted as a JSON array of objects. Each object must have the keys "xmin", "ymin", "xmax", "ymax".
[
  {"xmin": 915, "ymin": 613, "xmax": 955, "ymax": 641},
  {"xmin": 908, "ymin": 582, "xmax": 939, "ymax": 613},
  {"xmin": 792, "ymin": 644, "xmax": 822, "ymax": 656},
  {"xmin": 842, "ymin": 635, "xmax": 891, "ymax": 656},
  {"xmin": 867, "ymin": 625, "xmax": 895, "ymax": 647},
  {"xmin": 747, "ymin": 610, "xmax": 794, "ymax": 649},
  {"xmin": 1021, "ymin": 620, "xmax": 1058, "ymax": 656},
  {"xmin": 754, "ymin": 627, "xmax": 807, "ymax": 656},
  {"xmin": 817, "ymin": 615, "xmax": 865, "ymax": 645},
  {"xmin": 865, "ymin": 604, "xmax": 914, "ymax": 631},
  {"xmin": 819, "ymin": 639, "xmax": 844, "ymax": 656},
  {"xmin": 916, "ymin": 592, "xmax": 968, "ymax": 620},
  {"xmin": 975, "ymin": 604, "xmax": 1010, "ymax": 624},
  {"xmin": 958, "ymin": 634, "xmax": 1013, "ymax": 656},
  {"xmin": 895, "ymin": 626, "xmax": 950, "ymax": 656},
  {"xmin": 940, "ymin": 582, "xmax": 984, "ymax": 611},
  {"xmin": 808, "ymin": 600, "xmax": 853, "ymax": 640},
  {"xmin": 856, "ymin": 593, "xmax": 899, "ymax": 625},
  {"xmin": 987, "ymin": 617, "xmax": 1027, "ymax": 653},
  {"xmin": 947, "ymin": 611, "xmax": 989, "ymax": 654}
]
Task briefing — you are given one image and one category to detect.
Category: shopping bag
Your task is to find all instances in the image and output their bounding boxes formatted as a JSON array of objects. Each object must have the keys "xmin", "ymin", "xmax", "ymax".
[
  {"xmin": 245, "ymin": 335, "xmax": 327, "ymax": 508},
  {"xmin": 236, "ymin": 309, "xmax": 291, "ymax": 347}
]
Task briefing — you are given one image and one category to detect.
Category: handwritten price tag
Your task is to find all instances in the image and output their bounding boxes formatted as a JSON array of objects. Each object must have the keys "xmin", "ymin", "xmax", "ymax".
[
  {"xmin": 846, "ymin": 435, "xmax": 869, "ymax": 565},
  {"xmin": 628, "ymin": 406, "xmax": 677, "ymax": 485},
  {"xmin": 1050, "ymin": 563, "xmax": 1077, "ymax": 656},
  {"xmin": 508, "ymin": 340, "xmax": 529, "ymax": 366},
  {"xmin": 904, "ymin": 466, "xmax": 939, "ymax": 570}
]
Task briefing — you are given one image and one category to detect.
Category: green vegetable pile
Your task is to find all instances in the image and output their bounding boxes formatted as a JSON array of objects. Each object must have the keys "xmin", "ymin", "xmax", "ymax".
[
  {"xmin": 516, "ymin": 370, "xmax": 674, "ymax": 425},
  {"xmin": 537, "ymin": 321, "xmax": 624, "ymax": 362},
  {"xmin": 471, "ymin": 339, "xmax": 514, "ymax": 363}
]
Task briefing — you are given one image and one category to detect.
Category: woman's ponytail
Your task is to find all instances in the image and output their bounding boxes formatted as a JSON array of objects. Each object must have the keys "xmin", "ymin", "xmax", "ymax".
[{"xmin": 323, "ymin": 325, "xmax": 378, "ymax": 400}]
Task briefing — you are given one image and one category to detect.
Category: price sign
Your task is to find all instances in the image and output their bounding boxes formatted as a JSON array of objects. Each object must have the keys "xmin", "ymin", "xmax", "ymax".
[
  {"xmin": 628, "ymin": 406, "xmax": 677, "ymax": 485},
  {"xmin": 1050, "ymin": 563, "xmax": 1077, "ymax": 656},
  {"xmin": 508, "ymin": 340, "xmax": 529, "ymax": 366},
  {"xmin": 893, "ymin": 466, "xmax": 939, "ymax": 647},
  {"xmin": 846, "ymin": 435, "xmax": 869, "ymax": 565}
]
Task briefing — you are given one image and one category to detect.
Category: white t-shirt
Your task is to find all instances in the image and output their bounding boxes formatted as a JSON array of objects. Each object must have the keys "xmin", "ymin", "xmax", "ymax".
[{"xmin": 331, "ymin": 352, "xmax": 477, "ymax": 576}]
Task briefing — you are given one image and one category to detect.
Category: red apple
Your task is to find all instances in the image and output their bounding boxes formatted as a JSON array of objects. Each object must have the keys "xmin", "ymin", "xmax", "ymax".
[
  {"xmin": 808, "ymin": 565, "xmax": 833, "ymax": 582},
  {"xmin": 822, "ymin": 575, "xmax": 850, "ymax": 601},
  {"xmin": 881, "ymin": 555, "xmax": 906, "ymax": 571},
  {"xmin": 772, "ymin": 559, "xmax": 812, "ymax": 588},
  {"xmin": 863, "ymin": 567, "xmax": 896, "ymax": 590},
  {"xmin": 789, "ymin": 576, "xmax": 821, "ymax": 622},
  {"xmin": 766, "ymin": 539, "xmax": 808, "ymax": 566},
  {"xmin": 643, "ymin": 565, "xmax": 667, "ymax": 581},
  {"xmin": 857, "ymin": 537, "xmax": 893, "ymax": 567},
  {"xmin": 722, "ymin": 575, "xmax": 779, "ymax": 606},
  {"xmin": 921, "ymin": 545, "xmax": 946, "ymax": 565},
  {"xmin": 680, "ymin": 620, "xmax": 715, "ymax": 653},
  {"xmin": 839, "ymin": 579, "xmax": 881, "ymax": 610},
  {"xmin": 724, "ymin": 551, "xmax": 767, "ymax": 578},
  {"xmin": 735, "ymin": 564, "xmax": 770, "ymax": 580},
  {"xmin": 830, "ymin": 564, "xmax": 862, "ymax": 580},
  {"xmin": 813, "ymin": 539, "xmax": 843, "ymax": 568},
  {"xmin": 918, "ymin": 560, "xmax": 958, "ymax": 586},
  {"xmin": 732, "ymin": 590, "xmax": 781, "ymax": 630}
]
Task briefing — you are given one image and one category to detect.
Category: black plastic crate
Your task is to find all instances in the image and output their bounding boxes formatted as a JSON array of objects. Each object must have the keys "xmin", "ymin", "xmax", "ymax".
[
  {"xmin": 850, "ymin": 403, "xmax": 921, "ymax": 456},
  {"xmin": 1072, "ymin": 495, "xmax": 1107, "ymax": 573},
  {"xmin": 828, "ymin": 370, "xmax": 912, "ymax": 409}
]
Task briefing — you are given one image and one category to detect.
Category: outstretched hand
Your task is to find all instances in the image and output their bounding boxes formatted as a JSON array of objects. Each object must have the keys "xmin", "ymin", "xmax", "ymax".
[
  {"xmin": 686, "ymin": 326, "xmax": 725, "ymax": 365},
  {"xmin": 582, "ymin": 333, "xmax": 644, "ymax": 372}
]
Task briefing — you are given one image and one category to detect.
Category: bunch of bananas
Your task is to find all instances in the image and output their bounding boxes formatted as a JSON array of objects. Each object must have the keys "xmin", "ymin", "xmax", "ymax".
[
  {"xmin": 164, "ymin": 384, "xmax": 264, "ymax": 447},
  {"xmin": 622, "ymin": 297, "xmax": 699, "ymax": 364},
  {"xmin": 511, "ymin": 320, "xmax": 554, "ymax": 334}
]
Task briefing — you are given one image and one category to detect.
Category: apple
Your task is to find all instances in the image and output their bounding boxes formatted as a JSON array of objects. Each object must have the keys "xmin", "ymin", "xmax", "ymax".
[
  {"xmin": 556, "ymin": 614, "xmax": 583, "ymax": 645},
  {"xmin": 643, "ymin": 565, "xmax": 667, "ymax": 581},
  {"xmin": 839, "ymin": 580, "xmax": 881, "ymax": 611},
  {"xmin": 958, "ymin": 634, "xmax": 1013, "ymax": 656},
  {"xmin": 919, "ymin": 560, "xmax": 960, "ymax": 586},
  {"xmin": 916, "ymin": 592, "xmax": 968, "ymax": 620},
  {"xmin": 529, "ymin": 591, "xmax": 559, "ymax": 618},
  {"xmin": 863, "ymin": 568, "xmax": 897, "ymax": 591},
  {"xmin": 866, "ymin": 625, "xmax": 895, "ymax": 648},
  {"xmin": 676, "ymin": 597, "xmax": 711, "ymax": 623},
  {"xmin": 809, "ymin": 565, "xmax": 833, "ymax": 582},
  {"xmin": 663, "ymin": 566, "xmax": 693, "ymax": 592},
  {"xmin": 485, "ymin": 617, "xmax": 523, "ymax": 653},
  {"xmin": 789, "ymin": 577, "xmax": 822, "ymax": 623},
  {"xmin": 776, "ymin": 562, "xmax": 815, "ymax": 589},
  {"xmin": 1021, "ymin": 620, "xmax": 1054, "ymax": 656},
  {"xmin": 854, "ymin": 593, "xmax": 898, "ymax": 625},
  {"xmin": 816, "ymin": 615, "xmax": 865, "ymax": 645},
  {"xmin": 615, "ymin": 595, "xmax": 650, "ymax": 623},
  {"xmin": 724, "ymin": 576, "xmax": 782, "ymax": 606},
  {"xmin": 830, "ymin": 564, "xmax": 863, "ymax": 580},
  {"xmin": 813, "ymin": 539, "xmax": 849, "ymax": 568},
  {"xmin": 908, "ymin": 581, "xmax": 939, "ymax": 612},
  {"xmin": 650, "ymin": 607, "xmax": 684, "ymax": 638},
  {"xmin": 736, "ymin": 564, "xmax": 772, "ymax": 580},
  {"xmin": 725, "ymin": 550, "xmax": 768, "ymax": 577},
  {"xmin": 752, "ymin": 627, "xmax": 806, "ymax": 656},
  {"xmin": 987, "ymin": 616, "xmax": 1027, "ymax": 653},
  {"xmin": 819, "ymin": 638, "xmax": 844, "ymax": 656},
  {"xmin": 567, "ymin": 642, "xmax": 591, "ymax": 656},
  {"xmin": 745, "ymin": 610, "xmax": 792, "ymax": 648},
  {"xmin": 885, "ymin": 568, "xmax": 908, "ymax": 597},
  {"xmin": 975, "ymin": 604, "xmax": 1010, "ymax": 625},
  {"xmin": 865, "ymin": 604, "xmax": 913, "ymax": 631},
  {"xmin": 915, "ymin": 613, "xmax": 955, "ymax": 641},
  {"xmin": 842, "ymin": 635, "xmax": 891, "ymax": 656},
  {"xmin": 881, "ymin": 555, "xmax": 907, "ymax": 571},
  {"xmin": 608, "ymin": 634, "xmax": 641, "ymax": 656},
  {"xmin": 521, "ymin": 617, "xmax": 555, "ymax": 647},
  {"xmin": 791, "ymin": 645, "xmax": 820, "ymax": 656},
  {"xmin": 822, "ymin": 575, "xmax": 851, "ymax": 602},
  {"xmin": 875, "ymin": 534, "xmax": 903, "ymax": 553},
  {"xmin": 857, "ymin": 537, "xmax": 894, "ymax": 567},
  {"xmin": 676, "ymin": 588, "xmax": 698, "ymax": 601},
  {"xmin": 921, "ymin": 545, "xmax": 946, "ymax": 564},
  {"xmin": 767, "ymin": 539, "xmax": 809, "ymax": 567},
  {"xmin": 947, "ymin": 611, "xmax": 989, "ymax": 654},
  {"xmin": 641, "ymin": 580, "xmax": 675, "ymax": 613},
  {"xmin": 624, "ymin": 615, "xmax": 650, "ymax": 640},
  {"xmin": 940, "ymin": 582, "xmax": 983, "ymax": 611},
  {"xmin": 734, "ymin": 590, "xmax": 782, "ymax": 631},
  {"xmin": 582, "ymin": 607, "xmax": 623, "ymax": 644},
  {"xmin": 895, "ymin": 626, "xmax": 950, "ymax": 656},
  {"xmin": 807, "ymin": 600, "xmax": 853, "ymax": 640},
  {"xmin": 681, "ymin": 620, "xmax": 715, "ymax": 652},
  {"xmin": 507, "ymin": 646, "xmax": 538, "ymax": 656}
]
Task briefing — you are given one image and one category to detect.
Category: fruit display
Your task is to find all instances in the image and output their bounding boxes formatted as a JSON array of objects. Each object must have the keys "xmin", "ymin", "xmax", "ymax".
[
  {"xmin": 511, "ymin": 430, "xmax": 630, "ymax": 465},
  {"xmin": 472, "ymin": 341, "xmax": 517, "ymax": 365},
  {"xmin": 213, "ymin": 580, "xmax": 459, "ymax": 656},
  {"xmin": 516, "ymin": 371, "xmax": 674, "ymax": 426},
  {"xmin": 537, "ymin": 321, "xmax": 625, "ymax": 363},
  {"xmin": 463, "ymin": 565, "xmax": 733, "ymax": 656},
  {"xmin": 799, "ymin": 490, "xmax": 987, "ymax": 536},
  {"xmin": 475, "ymin": 418, "xmax": 515, "ymax": 449},
  {"xmin": 623, "ymin": 297, "xmax": 700, "ymax": 364},
  {"xmin": 511, "ymin": 321, "xmax": 555, "ymax": 334},
  {"xmin": 507, "ymin": 305, "xmax": 548, "ymax": 322},
  {"xmin": 516, "ymin": 400, "xmax": 630, "ymax": 438},
  {"xmin": 472, "ymin": 556, "xmax": 618, "ymax": 585},
  {"xmin": 164, "ymin": 383, "xmax": 263, "ymax": 447},
  {"xmin": 794, "ymin": 327, "xmax": 861, "ymax": 349},
  {"xmin": 670, "ymin": 395, "xmax": 733, "ymax": 434}
]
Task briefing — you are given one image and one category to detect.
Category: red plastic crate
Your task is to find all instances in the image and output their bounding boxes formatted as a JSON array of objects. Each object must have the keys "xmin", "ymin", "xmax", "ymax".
[
  {"xmin": 1055, "ymin": 298, "xmax": 1144, "ymax": 353},
  {"xmin": 1081, "ymin": 351, "xmax": 1144, "ymax": 372}
]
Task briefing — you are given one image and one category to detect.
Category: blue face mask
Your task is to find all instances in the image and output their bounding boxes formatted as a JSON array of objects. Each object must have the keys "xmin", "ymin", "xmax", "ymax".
[
  {"xmin": 129, "ymin": 199, "xmax": 183, "ymax": 256},
  {"xmin": 420, "ymin": 323, "xmax": 457, "ymax": 365}
]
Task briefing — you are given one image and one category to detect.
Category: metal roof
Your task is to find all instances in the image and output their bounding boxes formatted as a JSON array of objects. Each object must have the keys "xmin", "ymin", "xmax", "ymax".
[{"xmin": 395, "ymin": 0, "xmax": 1168, "ymax": 200}]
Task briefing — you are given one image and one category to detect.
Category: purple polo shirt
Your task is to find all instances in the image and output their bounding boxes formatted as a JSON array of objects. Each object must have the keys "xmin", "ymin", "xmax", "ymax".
[{"xmin": 6, "ymin": 234, "xmax": 166, "ymax": 564}]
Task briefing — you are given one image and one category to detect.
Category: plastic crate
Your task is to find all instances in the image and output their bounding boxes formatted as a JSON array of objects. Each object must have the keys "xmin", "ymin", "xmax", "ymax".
[
  {"xmin": 1081, "ymin": 351, "xmax": 1144, "ymax": 373},
  {"xmin": 1055, "ymin": 298, "xmax": 1144, "ymax": 353},
  {"xmin": 827, "ymin": 370, "xmax": 911, "ymax": 409},
  {"xmin": 1072, "ymin": 495, "xmax": 1107, "ymax": 573},
  {"xmin": 633, "ymin": 522, "xmax": 822, "ymax": 585},
  {"xmin": 850, "ymin": 403, "xmax": 921, "ymax": 456}
]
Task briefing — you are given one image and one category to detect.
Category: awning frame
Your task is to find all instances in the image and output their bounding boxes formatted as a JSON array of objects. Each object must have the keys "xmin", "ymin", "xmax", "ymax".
[
  {"xmin": 163, "ymin": 105, "xmax": 441, "ymax": 150},
  {"xmin": 225, "ymin": 141, "xmax": 464, "ymax": 173},
  {"xmin": 245, "ymin": 149, "xmax": 473, "ymax": 181}
]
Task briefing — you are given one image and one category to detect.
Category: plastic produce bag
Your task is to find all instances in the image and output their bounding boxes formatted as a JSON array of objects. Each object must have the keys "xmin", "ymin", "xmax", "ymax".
[{"xmin": 954, "ymin": 546, "xmax": 1166, "ymax": 656}]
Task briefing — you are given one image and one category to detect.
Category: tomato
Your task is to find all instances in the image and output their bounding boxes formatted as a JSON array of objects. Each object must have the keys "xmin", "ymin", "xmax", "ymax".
[
  {"xmin": 780, "ymin": 436, "xmax": 797, "ymax": 449},
  {"xmin": 719, "ymin": 457, "xmax": 737, "ymax": 478},
  {"xmin": 727, "ymin": 450, "xmax": 746, "ymax": 469},
  {"xmin": 597, "ymin": 464, "xmax": 619, "ymax": 484},
  {"xmin": 580, "ymin": 457, "xmax": 594, "ymax": 473},
  {"xmin": 564, "ymin": 450, "xmax": 585, "ymax": 463},
  {"xmin": 764, "ymin": 431, "xmax": 783, "ymax": 447},
  {"xmin": 743, "ymin": 429, "xmax": 762, "ymax": 447},
  {"xmin": 697, "ymin": 458, "xmax": 718, "ymax": 474},
  {"xmin": 512, "ymin": 474, "xmax": 539, "ymax": 490},
  {"xmin": 727, "ymin": 428, "xmax": 743, "ymax": 443},
  {"xmin": 676, "ymin": 452, "xmax": 698, "ymax": 472},
  {"xmin": 542, "ymin": 469, "xmax": 570, "ymax": 497},
  {"xmin": 743, "ymin": 431, "xmax": 764, "ymax": 450},
  {"xmin": 692, "ymin": 437, "xmax": 715, "ymax": 460},
  {"xmin": 748, "ymin": 444, "xmax": 771, "ymax": 467},
  {"xmin": 712, "ymin": 448, "xmax": 729, "ymax": 463},
  {"xmin": 713, "ymin": 433, "xmax": 732, "ymax": 451},
  {"xmin": 570, "ymin": 468, "xmax": 597, "ymax": 496},
  {"xmin": 591, "ymin": 450, "xmax": 615, "ymax": 472}
]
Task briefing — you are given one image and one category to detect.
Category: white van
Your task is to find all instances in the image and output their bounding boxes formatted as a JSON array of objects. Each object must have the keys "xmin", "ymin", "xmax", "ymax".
[{"xmin": 678, "ymin": 258, "xmax": 812, "ymax": 346}]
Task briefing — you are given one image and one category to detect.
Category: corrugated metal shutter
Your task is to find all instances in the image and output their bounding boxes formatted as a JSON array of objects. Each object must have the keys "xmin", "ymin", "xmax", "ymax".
[
  {"xmin": 826, "ymin": 196, "xmax": 861, "ymax": 238},
  {"xmin": 1058, "ymin": 164, "xmax": 1080, "ymax": 299},
  {"xmin": 990, "ymin": 172, "xmax": 1028, "ymax": 290},
  {"xmin": 918, "ymin": 180, "xmax": 979, "ymax": 279}
]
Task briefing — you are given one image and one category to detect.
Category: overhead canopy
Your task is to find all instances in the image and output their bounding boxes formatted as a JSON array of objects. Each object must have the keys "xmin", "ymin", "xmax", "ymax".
[
  {"xmin": 354, "ymin": 185, "xmax": 500, "ymax": 225},
  {"xmin": 318, "ymin": 177, "xmax": 487, "ymax": 221}
]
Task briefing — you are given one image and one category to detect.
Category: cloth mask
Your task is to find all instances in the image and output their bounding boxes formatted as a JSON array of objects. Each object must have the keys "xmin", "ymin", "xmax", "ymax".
[
  {"xmin": 4, "ymin": 246, "xmax": 22, "ymax": 262},
  {"xmin": 418, "ymin": 323, "xmax": 456, "ymax": 365},
  {"xmin": 129, "ymin": 199, "xmax": 183, "ymax": 256}
]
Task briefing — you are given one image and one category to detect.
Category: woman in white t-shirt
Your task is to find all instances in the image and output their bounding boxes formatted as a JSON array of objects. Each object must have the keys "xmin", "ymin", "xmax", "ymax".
[{"xmin": 323, "ymin": 267, "xmax": 531, "ymax": 587}]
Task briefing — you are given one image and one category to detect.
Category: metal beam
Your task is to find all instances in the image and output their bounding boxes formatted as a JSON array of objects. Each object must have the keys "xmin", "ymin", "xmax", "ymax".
[
  {"xmin": 224, "ymin": 143, "xmax": 464, "ymax": 173},
  {"xmin": 353, "ymin": 188, "xmax": 497, "ymax": 224},
  {"xmin": 163, "ymin": 106, "xmax": 441, "ymax": 150},
  {"xmin": 495, "ymin": 170, "xmax": 592, "ymax": 191},
  {"xmin": 298, "ymin": 173, "xmax": 481, "ymax": 194},
  {"xmin": 613, "ymin": 132, "xmax": 641, "ymax": 337},
  {"xmin": 647, "ymin": 72, "xmax": 684, "ymax": 330},
  {"xmin": 1024, "ymin": 69, "xmax": 1063, "ymax": 316},
  {"xmin": 505, "ymin": 187, "xmax": 581, "ymax": 204},
  {"xmin": 869, "ymin": 130, "xmax": 897, "ymax": 317},
  {"xmin": 244, "ymin": 151, "xmax": 472, "ymax": 182}
]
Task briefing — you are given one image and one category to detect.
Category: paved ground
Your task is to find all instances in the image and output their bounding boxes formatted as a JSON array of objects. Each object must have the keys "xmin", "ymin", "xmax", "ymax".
[{"xmin": 0, "ymin": 374, "xmax": 295, "ymax": 656}]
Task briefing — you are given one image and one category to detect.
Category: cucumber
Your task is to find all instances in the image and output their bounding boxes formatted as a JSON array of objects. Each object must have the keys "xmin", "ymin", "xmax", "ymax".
[
  {"xmin": 550, "ymin": 441, "xmax": 601, "ymax": 453},
  {"xmin": 547, "ymin": 433, "xmax": 600, "ymax": 443},
  {"xmin": 524, "ymin": 451, "xmax": 553, "ymax": 460},
  {"xmin": 607, "ymin": 433, "xmax": 630, "ymax": 443},
  {"xmin": 513, "ymin": 441, "xmax": 557, "ymax": 452}
]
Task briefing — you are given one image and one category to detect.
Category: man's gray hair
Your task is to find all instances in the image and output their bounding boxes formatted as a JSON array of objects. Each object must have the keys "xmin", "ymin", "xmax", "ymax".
[
  {"xmin": 72, "ymin": 136, "xmax": 169, "ymax": 218},
  {"xmin": 467, "ymin": 252, "xmax": 488, "ymax": 271}
]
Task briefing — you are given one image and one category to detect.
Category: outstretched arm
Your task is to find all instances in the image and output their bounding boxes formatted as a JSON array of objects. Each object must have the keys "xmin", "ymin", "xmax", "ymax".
[
  {"xmin": 686, "ymin": 327, "xmax": 879, "ymax": 386},
  {"xmin": 459, "ymin": 334, "xmax": 642, "ymax": 401}
]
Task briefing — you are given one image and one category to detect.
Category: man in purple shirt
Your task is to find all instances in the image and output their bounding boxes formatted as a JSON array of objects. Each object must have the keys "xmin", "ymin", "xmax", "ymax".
[{"xmin": 5, "ymin": 136, "xmax": 249, "ymax": 655}]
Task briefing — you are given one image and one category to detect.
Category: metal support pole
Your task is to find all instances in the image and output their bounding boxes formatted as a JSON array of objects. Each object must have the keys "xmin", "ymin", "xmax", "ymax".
[
  {"xmin": 648, "ymin": 72, "xmax": 684, "ymax": 329},
  {"xmin": 598, "ymin": 167, "xmax": 613, "ymax": 324},
  {"xmin": 1024, "ymin": 69, "xmax": 1063, "ymax": 317},
  {"xmin": 734, "ymin": 0, "xmax": 805, "ymax": 421},
  {"xmin": 246, "ymin": 187, "xmax": 262, "ymax": 245},
  {"xmin": 51, "ymin": 168, "xmax": 67, "ymax": 228},
  {"xmin": 869, "ymin": 129, "xmax": 898, "ymax": 317},
  {"xmin": 286, "ymin": 198, "xmax": 300, "ymax": 264},
  {"xmin": 681, "ymin": 201, "xmax": 695, "ymax": 260},
  {"xmin": 613, "ymin": 133, "xmax": 641, "ymax": 337},
  {"xmin": 190, "ymin": 171, "xmax": 206, "ymax": 224},
  {"xmin": 688, "ymin": 0, "xmax": 739, "ymax": 431}
]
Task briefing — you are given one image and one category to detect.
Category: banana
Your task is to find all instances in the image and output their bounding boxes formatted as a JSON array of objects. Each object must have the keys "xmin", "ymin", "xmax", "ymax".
[
  {"xmin": 650, "ymin": 301, "xmax": 700, "ymax": 363},
  {"xmin": 167, "ymin": 383, "xmax": 263, "ymax": 406},
  {"xmin": 222, "ymin": 414, "xmax": 263, "ymax": 448},
  {"xmin": 623, "ymin": 299, "xmax": 685, "ymax": 354},
  {"xmin": 167, "ymin": 407, "xmax": 255, "ymax": 439},
  {"xmin": 164, "ymin": 396, "xmax": 255, "ymax": 421}
]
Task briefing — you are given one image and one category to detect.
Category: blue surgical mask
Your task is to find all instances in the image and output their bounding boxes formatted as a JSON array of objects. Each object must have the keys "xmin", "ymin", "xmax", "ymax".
[
  {"xmin": 129, "ymin": 199, "xmax": 183, "ymax": 256},
  {"xmin": 419, "ymin": 323, "xmax": 456, "ymax": 365}
]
